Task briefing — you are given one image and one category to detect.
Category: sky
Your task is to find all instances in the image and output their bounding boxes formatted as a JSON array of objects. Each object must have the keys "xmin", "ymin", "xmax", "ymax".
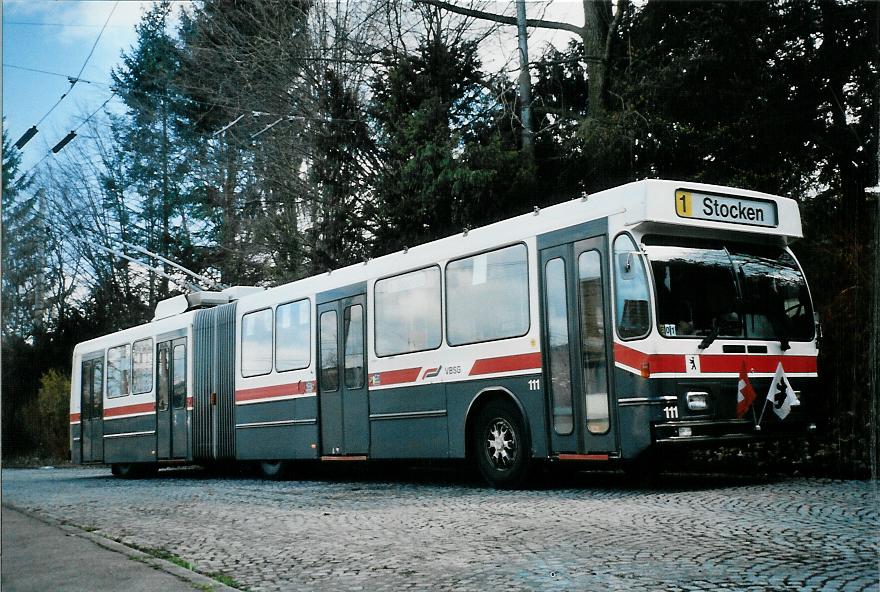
[{"xmin": 3, "ymin": 0, "xmax": 585, "ymax": 176}]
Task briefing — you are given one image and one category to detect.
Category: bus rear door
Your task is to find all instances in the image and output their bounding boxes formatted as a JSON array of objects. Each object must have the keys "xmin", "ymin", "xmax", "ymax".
[
  {"xmin": 540, "ymin": 233, "xmax": 618, "ymax": 456},
  {"xmin": 81, "ymin": 354, "xmax": 104, "ymax": 463}
]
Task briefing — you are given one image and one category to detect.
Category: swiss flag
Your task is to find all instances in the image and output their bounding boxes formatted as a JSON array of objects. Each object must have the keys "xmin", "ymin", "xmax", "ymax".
[{"xmin": 737, "ymin": 365, "xmax": 757, "ymax": 418}]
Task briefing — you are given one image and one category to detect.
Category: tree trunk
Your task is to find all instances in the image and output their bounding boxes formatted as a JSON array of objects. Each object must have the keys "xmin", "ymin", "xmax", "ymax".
[{"xmin": 581, "ymin": 0, "xmax": 612, "ymax": 117}]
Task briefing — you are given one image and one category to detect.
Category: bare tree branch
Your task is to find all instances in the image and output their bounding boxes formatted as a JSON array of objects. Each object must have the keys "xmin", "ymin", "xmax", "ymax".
[{"xmin": 413, "ymin": 0, "xmax": 585, "ymax": 36}]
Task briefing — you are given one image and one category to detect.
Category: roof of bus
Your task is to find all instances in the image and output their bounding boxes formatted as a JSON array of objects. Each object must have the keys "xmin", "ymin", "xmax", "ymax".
[{"xmin": 233, "ymin": 178, "xmax": 803, "ymax": 313}]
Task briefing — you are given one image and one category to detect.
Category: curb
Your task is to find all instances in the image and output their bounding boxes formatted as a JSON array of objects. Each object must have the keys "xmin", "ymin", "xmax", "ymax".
[{"xmin": 2, "ymin": 503, "xmax": 241, "ymax": 592}]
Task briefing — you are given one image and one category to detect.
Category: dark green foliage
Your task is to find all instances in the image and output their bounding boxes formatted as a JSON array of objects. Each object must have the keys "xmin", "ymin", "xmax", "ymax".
[
  {"xmin": 370, "ymin": 23, "xmax": 530, "ymax": 254},
  {"xmin": 111, "ymin": 1, "xmax": 197, "ymax": 304}
]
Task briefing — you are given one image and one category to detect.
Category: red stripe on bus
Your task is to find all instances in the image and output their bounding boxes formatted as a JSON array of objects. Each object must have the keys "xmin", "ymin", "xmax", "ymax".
[
  {"xmin": 557, "ymin": 453, "xmax": 610, "ymax": 461},
  {"xmin": 378, "ymin": 368, "xmax": 422, "ymax": 386},
  {"xmin": 235, "ymin": 381, "xmax": 314, "ymax": 402},
  {"xmin": 104, "ymin": 402, "xmax": 155, "ymax": 418},
  {"xmin": 700, "ymin": 355, "xmax": 817, "ymax": 374},
  {"xmin": 613, "ymin": 344, "xmax": 685, "ymax": 374},
  {"xmin": 469, "ymin": 352, "xmax": 542, "ymax": 376},
  {"xmin": 69, "ymin": 413, "xmax": 81, "ymax": 423},
  {"xmin": 613, "ymin": 344, "xmax": 818, "ymax": 375}
]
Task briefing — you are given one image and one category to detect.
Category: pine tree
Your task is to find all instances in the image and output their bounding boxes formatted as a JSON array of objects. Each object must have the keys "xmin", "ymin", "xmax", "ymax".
[
  {"xmin": 1, "ymin": 124, "xmax": 43, "ymax": 340},
  {"xmin": 111, "ymin": 1, "xmax": 194, "ymax": 304}
]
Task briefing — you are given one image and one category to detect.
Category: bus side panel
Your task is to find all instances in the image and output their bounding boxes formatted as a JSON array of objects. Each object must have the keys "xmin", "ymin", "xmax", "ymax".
[
  {"xmin": 103, "ymin": 415, "xmax": 157, "ymax": 464},
  {"xmin": 369, "ymin": 383, "xmax": 448, "ymax": 459},
  {"xmin": 445, "ymin": 374, "xmax": 548, "ymax": 460},
  {"xmin": 235, "ymin": 396, "xmax": 318, "ymax": 460},
  {"xmin": 614, "ymin": 367, "xmax": 660, "ymax": 459}
]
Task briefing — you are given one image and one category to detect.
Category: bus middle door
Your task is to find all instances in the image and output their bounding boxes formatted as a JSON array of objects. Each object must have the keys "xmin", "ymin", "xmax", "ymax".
[
  {"xmin": 317, "ymin": 288, "xmax": 368, "ymax": 457},
  {"xmin": 157, "ymin": 338, "xmax": 188, "ymax": 460}
]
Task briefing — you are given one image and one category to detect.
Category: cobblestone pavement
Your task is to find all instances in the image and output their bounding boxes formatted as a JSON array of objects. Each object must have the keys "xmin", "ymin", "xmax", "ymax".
[{"xmin": 2, "ymin": 466, "xmax": 877, "ymax": 591}]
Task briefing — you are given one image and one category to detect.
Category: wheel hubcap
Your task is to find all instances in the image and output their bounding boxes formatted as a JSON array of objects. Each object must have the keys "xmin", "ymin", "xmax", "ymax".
[{"xmin": 485, "ymin": 418, "xmax": 517, "ymax": 470}]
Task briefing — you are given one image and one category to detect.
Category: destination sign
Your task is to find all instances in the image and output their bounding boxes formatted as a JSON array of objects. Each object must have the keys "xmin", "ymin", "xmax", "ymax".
[{"xmin": 675, "ymin": 189, "xmax": 778, "ymax": 228}]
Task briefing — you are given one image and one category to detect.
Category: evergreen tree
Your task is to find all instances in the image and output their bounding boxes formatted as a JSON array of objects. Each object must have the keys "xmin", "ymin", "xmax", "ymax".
[
  {"xmin": 370, "ymin": 10, "xmax": 527, "ymax": 254},
  {"xmin": 1, "ymin": 124, "xmax": 42, "ymax": 340},
  {"xmin": 111, "ymin": 1, "xmax": 195, "ymax": 304}
]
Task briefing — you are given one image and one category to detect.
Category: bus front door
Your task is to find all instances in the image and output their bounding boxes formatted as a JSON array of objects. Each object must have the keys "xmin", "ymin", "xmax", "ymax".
[
  {"xmin": 540, "ymin": 236, "xmax": 618, "ymax": 455},
  {"xmin": 81, "ymin": 356, "xmax": 104, "ymax": 463},
  {"xmin": 317, "ymin": 293, "xmax": 369, "ymax": 457},
  {"xmin": 157, "ymin": 338, "xmax": 188, "ymax": 460}
]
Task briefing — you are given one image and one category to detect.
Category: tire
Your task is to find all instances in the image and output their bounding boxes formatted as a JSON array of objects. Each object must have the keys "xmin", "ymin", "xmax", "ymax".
[
  {"xmin": 473, "ymin": 399, "xmax": 531, "ymax": 489},
  {"xmin": 111, "ymin": 463, "xmax": 133, "ymax": 478},
  {"xmin": 258, "ymin": 460, "xmax": 289, "ymax": 480},
  {"xmin": 111, "ymin": 463, "xmax": 157, "ymax": 479}
]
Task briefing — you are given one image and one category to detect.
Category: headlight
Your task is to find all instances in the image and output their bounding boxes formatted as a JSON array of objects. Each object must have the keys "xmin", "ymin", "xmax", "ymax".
[{"xmin": 686, "ymin": 391, "xmax": 710, "ymax": 411}]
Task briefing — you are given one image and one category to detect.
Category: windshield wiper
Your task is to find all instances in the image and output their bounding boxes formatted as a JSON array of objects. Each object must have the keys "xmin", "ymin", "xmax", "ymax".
[
  {"xmin": 778, "ymin": 312, "xmax": 791, "ymax": 352},
  {"xmin": 698, "ymin": 325, "xmax": 720, "ymax": 350}
]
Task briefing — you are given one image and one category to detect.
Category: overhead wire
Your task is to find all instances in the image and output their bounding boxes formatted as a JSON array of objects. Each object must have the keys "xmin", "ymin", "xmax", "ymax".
[
  {"xmin": 32, "ymin": 2, "xmax": 118, "ymax": 129},
  {"xmin": 14, "ymin": 91, "xmax": 117, "ymax": 183},
  {"xmin": 3, "ymin": 63, "xmax": 112, "ymax": 87}
]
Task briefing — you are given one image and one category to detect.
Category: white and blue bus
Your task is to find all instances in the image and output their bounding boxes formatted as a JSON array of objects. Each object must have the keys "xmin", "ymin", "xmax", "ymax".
[{"xmin": 70, "ymin": 179, "xmax": 818, "ymax": 487}]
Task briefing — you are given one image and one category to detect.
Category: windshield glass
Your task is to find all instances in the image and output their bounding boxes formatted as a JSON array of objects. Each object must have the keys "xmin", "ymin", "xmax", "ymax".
[{"xmin": 644, "ymin": 239, "xmax": 814, "ymax": 341}]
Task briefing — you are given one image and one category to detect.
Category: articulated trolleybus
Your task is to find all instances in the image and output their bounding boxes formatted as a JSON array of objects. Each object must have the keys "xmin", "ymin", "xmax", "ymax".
[{"xmin": 71, "ymin": 179, "xmax": 818, "ymax": 487}]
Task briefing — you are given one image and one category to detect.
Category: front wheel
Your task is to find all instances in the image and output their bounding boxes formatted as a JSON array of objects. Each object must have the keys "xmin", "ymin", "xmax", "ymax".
[{"xmin": 473, "ymin": 400, "xmax": 531, "ymax": 489}]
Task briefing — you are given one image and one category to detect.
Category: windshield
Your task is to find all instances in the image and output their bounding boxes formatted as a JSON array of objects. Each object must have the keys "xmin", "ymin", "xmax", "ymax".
[{"xmin": 644, "ymin": 239, "xmax": 814, "ymax": 341}]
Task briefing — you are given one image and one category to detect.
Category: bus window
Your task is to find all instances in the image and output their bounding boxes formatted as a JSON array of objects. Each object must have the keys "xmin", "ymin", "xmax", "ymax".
[
  {"xmin": 544, "ymin": 258, "xmax": 573, "ymax": 435},
  {"xmin": 276, "ymin": 299, "xmax": 310, "ymax": 371},
  {"xmin": 730, "ymin": 247, "xmax": 814, "ymax": 341},
  {"xmin": 646, "ymin": 244, "xmax": 742, "ymax": 339},
  {"xmin": 374, "ymin": 266, "xmax": 441, "ymax": 356},
  {"xmin": 132, "ymin": 338, "xmax": 153, "ymax": 394},
  {"xmin": 241, "ymin": 309, "xmax": 273, "ymax": 377},
  {"xmin": 613, "ymin": 234, "xmax": 651, "ymax": 339},
  {"xmin": 91, "ymin": 362, "xmax": 103, "ymax": 417},
  {"xmin": 344, "ymin": 305, "xmax": 364, "ymax": 389},
  {"xmin": 172, "ymin": 344, "xmax": 186, "ymax": 409},
  {"xmin": 81, "ymin": 361, "xmax": 91, "ymax": 420},
  {"xmin": 446, "ymin": 244, "xmax": 529, "ymax": 346},
  {"xmin": 157, "ymin": 346, "xmax": 170, "ymax": 412},
  {"xmin": 645, "ymin": 238, "xmax": 814, "ymax": 342},
  {"xmin": 106, "ymin": 344, "xmax": 131, "ymax": 398},
  {"xmin": 320, "ymin": 310, "xmax": 339, "ymax": 391},
  {"xmin": 579, "ymin": 251, "xmax": 609, "ymax": 434}
]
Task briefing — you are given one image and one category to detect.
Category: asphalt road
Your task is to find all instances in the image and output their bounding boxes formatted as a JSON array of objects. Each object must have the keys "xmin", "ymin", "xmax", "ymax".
[{"xmin": 2, "ymin": 466, "xmax": 877, "ymax": 591}]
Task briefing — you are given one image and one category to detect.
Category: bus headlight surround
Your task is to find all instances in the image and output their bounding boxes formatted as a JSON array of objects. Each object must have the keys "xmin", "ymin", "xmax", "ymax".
[{"xmin": 686, "ymin": 391, "xmax": 710, "ymax": 411}]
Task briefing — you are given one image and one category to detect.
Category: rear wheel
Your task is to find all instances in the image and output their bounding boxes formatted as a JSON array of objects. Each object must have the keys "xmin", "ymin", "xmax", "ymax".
[
  {"xmin": 473, "ymin": 400, "xmax": 531, "ymax": 489},
  {"xmin": 111, "ymin": 463, "xmax": 156, "ymax": 479},
  {"xmin": 258, "ymin": 460, "xmax": 289, "ymax": 480}
]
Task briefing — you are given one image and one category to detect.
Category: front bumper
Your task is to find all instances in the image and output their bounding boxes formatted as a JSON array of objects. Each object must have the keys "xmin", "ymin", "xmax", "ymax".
[{"xmin": 653, "ymin": 419, "xmax": 817, "ymax": 445}]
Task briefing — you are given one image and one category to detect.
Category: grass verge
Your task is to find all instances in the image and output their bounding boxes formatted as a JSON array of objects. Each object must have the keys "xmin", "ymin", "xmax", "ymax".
[{"xmin": 126, "ymin": 542, "xmax": 248, "ymax": 590}]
